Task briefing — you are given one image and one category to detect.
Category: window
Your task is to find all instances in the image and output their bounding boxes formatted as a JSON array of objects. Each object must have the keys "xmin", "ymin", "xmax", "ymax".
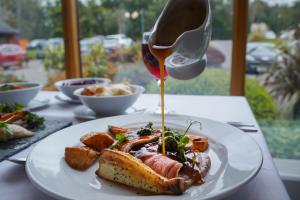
[
  {"xmin": 246, "ymin": 0, "xmax": 300, "ymax": 160},
  {"xmin": 0, "ymin": 0, "xmax": 65, "ymax": 89},
  {"xmin": 77, "ymin": 0, "xmax": 233, "ymax": 96}
]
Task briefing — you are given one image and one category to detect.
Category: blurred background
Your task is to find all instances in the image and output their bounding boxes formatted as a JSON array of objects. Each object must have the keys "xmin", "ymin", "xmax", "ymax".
[{"xmin": 0, "ymin": 0, "xmax": 300, "ymax": 184}]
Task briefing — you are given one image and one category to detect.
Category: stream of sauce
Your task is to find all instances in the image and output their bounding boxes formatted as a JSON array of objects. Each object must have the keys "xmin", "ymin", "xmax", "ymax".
[
  {"xmin": 149, "ymin": 0, "xmax": 207, "ymax": 155},
  {"xmin": 149, "ymin": 45, "xmax": 172, "ymax": 155}
]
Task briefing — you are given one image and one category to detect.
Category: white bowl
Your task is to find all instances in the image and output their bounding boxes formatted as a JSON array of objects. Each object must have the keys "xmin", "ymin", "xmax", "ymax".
[
  {"xmin": 55, "ymin": 77, "xmax": 110, "ymax": 100},
  {"xmin": 74, "ymin": 85, "xmax": 145, "ymax": 116},
  {"xmin": 0, "ymin": 82, "xmax": 41, "ymax": 106}
]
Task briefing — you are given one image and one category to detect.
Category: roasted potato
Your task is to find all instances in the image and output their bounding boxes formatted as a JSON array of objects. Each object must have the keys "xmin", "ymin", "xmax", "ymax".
[
  {"xmin": 65, "ymin": 146, "xmax": 99, "ymax": 170},
  {"xmin": 192, "ymin": 136, "xmax": 209, "ymax": 152},
  {"xmin": 186, "ymin": 135, "xmax": 209, "ymax": 152},
  {"xmin": 80, "ymin": 132, "xmax": 114, "ymax": 152},
  {"xmin": 108, "ymin": 125, "xmax": 128, "ymax": 135}
]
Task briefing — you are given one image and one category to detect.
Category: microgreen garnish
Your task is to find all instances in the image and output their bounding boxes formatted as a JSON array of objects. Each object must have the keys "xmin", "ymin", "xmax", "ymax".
[
  {"xmin": 183, "ymin": 120, "xmax": 202, "ymax": 135},
  {"xmin": 110, "ymin": 134, "xmax": 128, "ymax": 149},
  {"xmin": 137, "ymin": 122, "xmax": 153, "ymax": 136},
  {"xmin": 158, "ymin": 120, "xmax": 202, "ymax": 163},
  {"xmin": 191, "ymin": 153, "xmax": 197, "ymax": 168}
]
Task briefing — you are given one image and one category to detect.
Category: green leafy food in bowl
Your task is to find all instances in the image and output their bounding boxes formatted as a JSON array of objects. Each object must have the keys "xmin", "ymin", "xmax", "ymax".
[{"xmin": 0, "ymin": 84, "xmax": 26, "ymax": 91}]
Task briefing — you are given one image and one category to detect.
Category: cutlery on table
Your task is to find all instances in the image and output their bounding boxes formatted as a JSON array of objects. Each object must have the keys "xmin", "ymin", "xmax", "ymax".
[
  {"xmin": 6, "ymin": 157, "xmax": 26, "ymax": 165},
  {"xmin": 226, "ymin": 121, "xmax": 258, "ymax": 133}
]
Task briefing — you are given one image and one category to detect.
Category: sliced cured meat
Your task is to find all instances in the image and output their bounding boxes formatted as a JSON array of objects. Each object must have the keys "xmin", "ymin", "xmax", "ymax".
[
  {"xmin": 143, "ymin": 154, "xmax": 183, "ymax": 179},
  {"xmin": 119, "ymin": 132, "xmax": 160, "ymax": 152},
  {"xmin": 97, "ymin": 149, "xmax": 188, "ymax": 194}
]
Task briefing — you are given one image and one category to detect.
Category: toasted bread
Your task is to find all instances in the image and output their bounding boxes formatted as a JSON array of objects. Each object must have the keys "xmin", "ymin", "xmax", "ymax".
[{"xmin": 96, "ymin": 149, "xmax": 188, "ymax": 194}]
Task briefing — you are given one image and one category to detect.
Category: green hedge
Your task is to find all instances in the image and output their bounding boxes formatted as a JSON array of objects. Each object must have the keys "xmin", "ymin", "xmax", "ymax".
[
  {"xmin": 146, "ymin": 68, "xmax": 230, "ymax": 95},
  {"xmin": 117, "ymin": 64, "xmax": 279, "ymax": 120},
  {"xmin": 245, "ymin": 78, "xmax": 279, "ymax": 120}
]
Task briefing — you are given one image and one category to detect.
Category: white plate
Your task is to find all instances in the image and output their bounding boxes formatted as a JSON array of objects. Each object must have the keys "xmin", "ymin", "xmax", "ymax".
[
  {"xmin": 26, "ymin": 98, "xmax": 50, "ymax": 110},
  {"xmin": 73, "ymin": 105, "xmax": 147, "ymax": 120},
  {"xmin": 26, "ymin": 114, "xmax": 263, "ymax": 200},
  {"xmin": 55, "ymin": 94, "xmax": 82, "ymax": 104}
]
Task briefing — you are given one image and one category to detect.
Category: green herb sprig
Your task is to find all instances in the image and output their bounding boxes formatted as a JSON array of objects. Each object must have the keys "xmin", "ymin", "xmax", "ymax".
[
  {"xmin": 137, "ymin": 122, "xmax": 153, "ymax": 136},
  {"xmin": 110, "ymin": 134, "xmax": 128, "ymax": 149},
  {"xmin": 22, "ymin": 113, "xmax": 45, "ymax": 130},
  {"xmin": 158, "ymin": 120, "xmax": 202, "ymax": 163}
]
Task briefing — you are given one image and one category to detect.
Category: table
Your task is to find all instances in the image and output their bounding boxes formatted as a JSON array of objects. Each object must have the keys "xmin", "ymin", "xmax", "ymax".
[{"xmin": 0, "ymin": 91, "xmax": 290, "ymax": 200}]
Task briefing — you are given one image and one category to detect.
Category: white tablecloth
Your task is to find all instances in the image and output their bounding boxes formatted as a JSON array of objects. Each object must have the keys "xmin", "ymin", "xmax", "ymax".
[{"xmin": 0, "ymin": 91, "xmax": 290, "ymax": 200}]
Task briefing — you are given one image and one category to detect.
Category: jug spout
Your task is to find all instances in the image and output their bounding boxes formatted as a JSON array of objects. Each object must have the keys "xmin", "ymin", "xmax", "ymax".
[{"xmin": 149, "ymin": 0, "xmax": 211, "ymax": 80}]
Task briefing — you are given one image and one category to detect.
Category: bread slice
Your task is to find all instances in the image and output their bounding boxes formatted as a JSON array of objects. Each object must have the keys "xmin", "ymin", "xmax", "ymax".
[{"xmin": 96, "ymin": 149, "xmax": 188, "ymax": 194}]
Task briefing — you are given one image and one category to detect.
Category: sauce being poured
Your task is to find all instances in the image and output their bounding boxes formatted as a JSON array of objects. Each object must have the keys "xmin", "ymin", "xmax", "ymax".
[
  {"xmin": 149, "ymin": 45, "xmax": 172, "ymax": 155},
  {"xmin": 149, "ymin": 0, "xmax": 208, "ymax": 155}
]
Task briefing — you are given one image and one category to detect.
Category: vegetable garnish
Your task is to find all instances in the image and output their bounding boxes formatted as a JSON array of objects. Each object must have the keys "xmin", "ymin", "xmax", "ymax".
[
  {"xmin": 110, "ymin": 134, "xmax": 129, "ymax": 149},
  {"xmin": 0, "ymin": 103, "xmax": 24, "ymax": 114},
  {"xmin": 0, "ymin": 84, "xmax": 24, "ymax": 91},
  {"xmin": 158, "ymin": 120, "xmax": 202, "ymax": 163},
  {"xmin": 0, "ymin": 116, "xmax": 15, "ymax": 141},
  {"xmin": 137, "ymin": 122, "xmax": 153, "ymax": 136},
  {"xmin": 22, "ymin": 113, "xmax": 45, "ymax": 130},
  {"xmin": 0, "ymin": 84, "xmax": 17, "ymax": 91},
  {"xmin": 183, "ymin": 120, "xmax": 202, "ymax": 135}
]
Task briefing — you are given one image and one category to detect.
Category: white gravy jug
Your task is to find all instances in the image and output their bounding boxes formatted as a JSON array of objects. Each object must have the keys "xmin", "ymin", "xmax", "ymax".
[{"xmin": 149, "ymin": 0, "xmax": 211, "ymax": 80}]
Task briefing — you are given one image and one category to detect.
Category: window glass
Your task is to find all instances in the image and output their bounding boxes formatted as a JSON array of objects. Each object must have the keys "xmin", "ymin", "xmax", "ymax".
[
  {"xmin": 246, "ymin": 0, "xmax": 300, "ymax": 159},
  {"xmin": 0, "ymin": 0, "xmax": 65, "ymax": 90},
  {"xmin": 78, "ymin": 0, "xmax": 233, "ymax": 96}
]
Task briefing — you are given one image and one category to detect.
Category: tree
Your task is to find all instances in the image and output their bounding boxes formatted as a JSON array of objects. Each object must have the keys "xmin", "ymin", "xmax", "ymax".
[{"xmin": 0, "ymin": 0, "xmax": 62, "ymax": 39}]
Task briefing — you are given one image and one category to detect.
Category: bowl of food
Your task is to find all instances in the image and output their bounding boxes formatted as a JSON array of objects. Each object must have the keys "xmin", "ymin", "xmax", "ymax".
[
  {"xmin": 55, "ymin": 77, "xmax": 111, "ymax": 100},
  {"xmin": 74, "ymin": 83, "xmax": 145, "ymax": 116},
  {"xmin": 0, "ymin": 82, "xmax": 41, "ymax": 106}
]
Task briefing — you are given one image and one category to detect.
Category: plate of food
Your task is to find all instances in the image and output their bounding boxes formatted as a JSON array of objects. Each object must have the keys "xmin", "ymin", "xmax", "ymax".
[
  {"xmin": 25, "ymin": 114, "xmax": 262, "ymax": 200},
  {"xmin": 0, "ymin": 103, "xmax": 72, "ymax": 161}
]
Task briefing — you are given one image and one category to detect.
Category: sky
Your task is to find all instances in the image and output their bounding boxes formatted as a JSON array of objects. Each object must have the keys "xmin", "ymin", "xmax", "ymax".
[
  {"xmin": 79, "ymin": 0, "xmax": 300, "ymax": 6},
  {"xmin": 46, "ymin": 0, "xmax": 300, "ymax": 7},
  {"xmin": 251, "ymin": 0, "xmax": 299, "ymax": 6}
]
